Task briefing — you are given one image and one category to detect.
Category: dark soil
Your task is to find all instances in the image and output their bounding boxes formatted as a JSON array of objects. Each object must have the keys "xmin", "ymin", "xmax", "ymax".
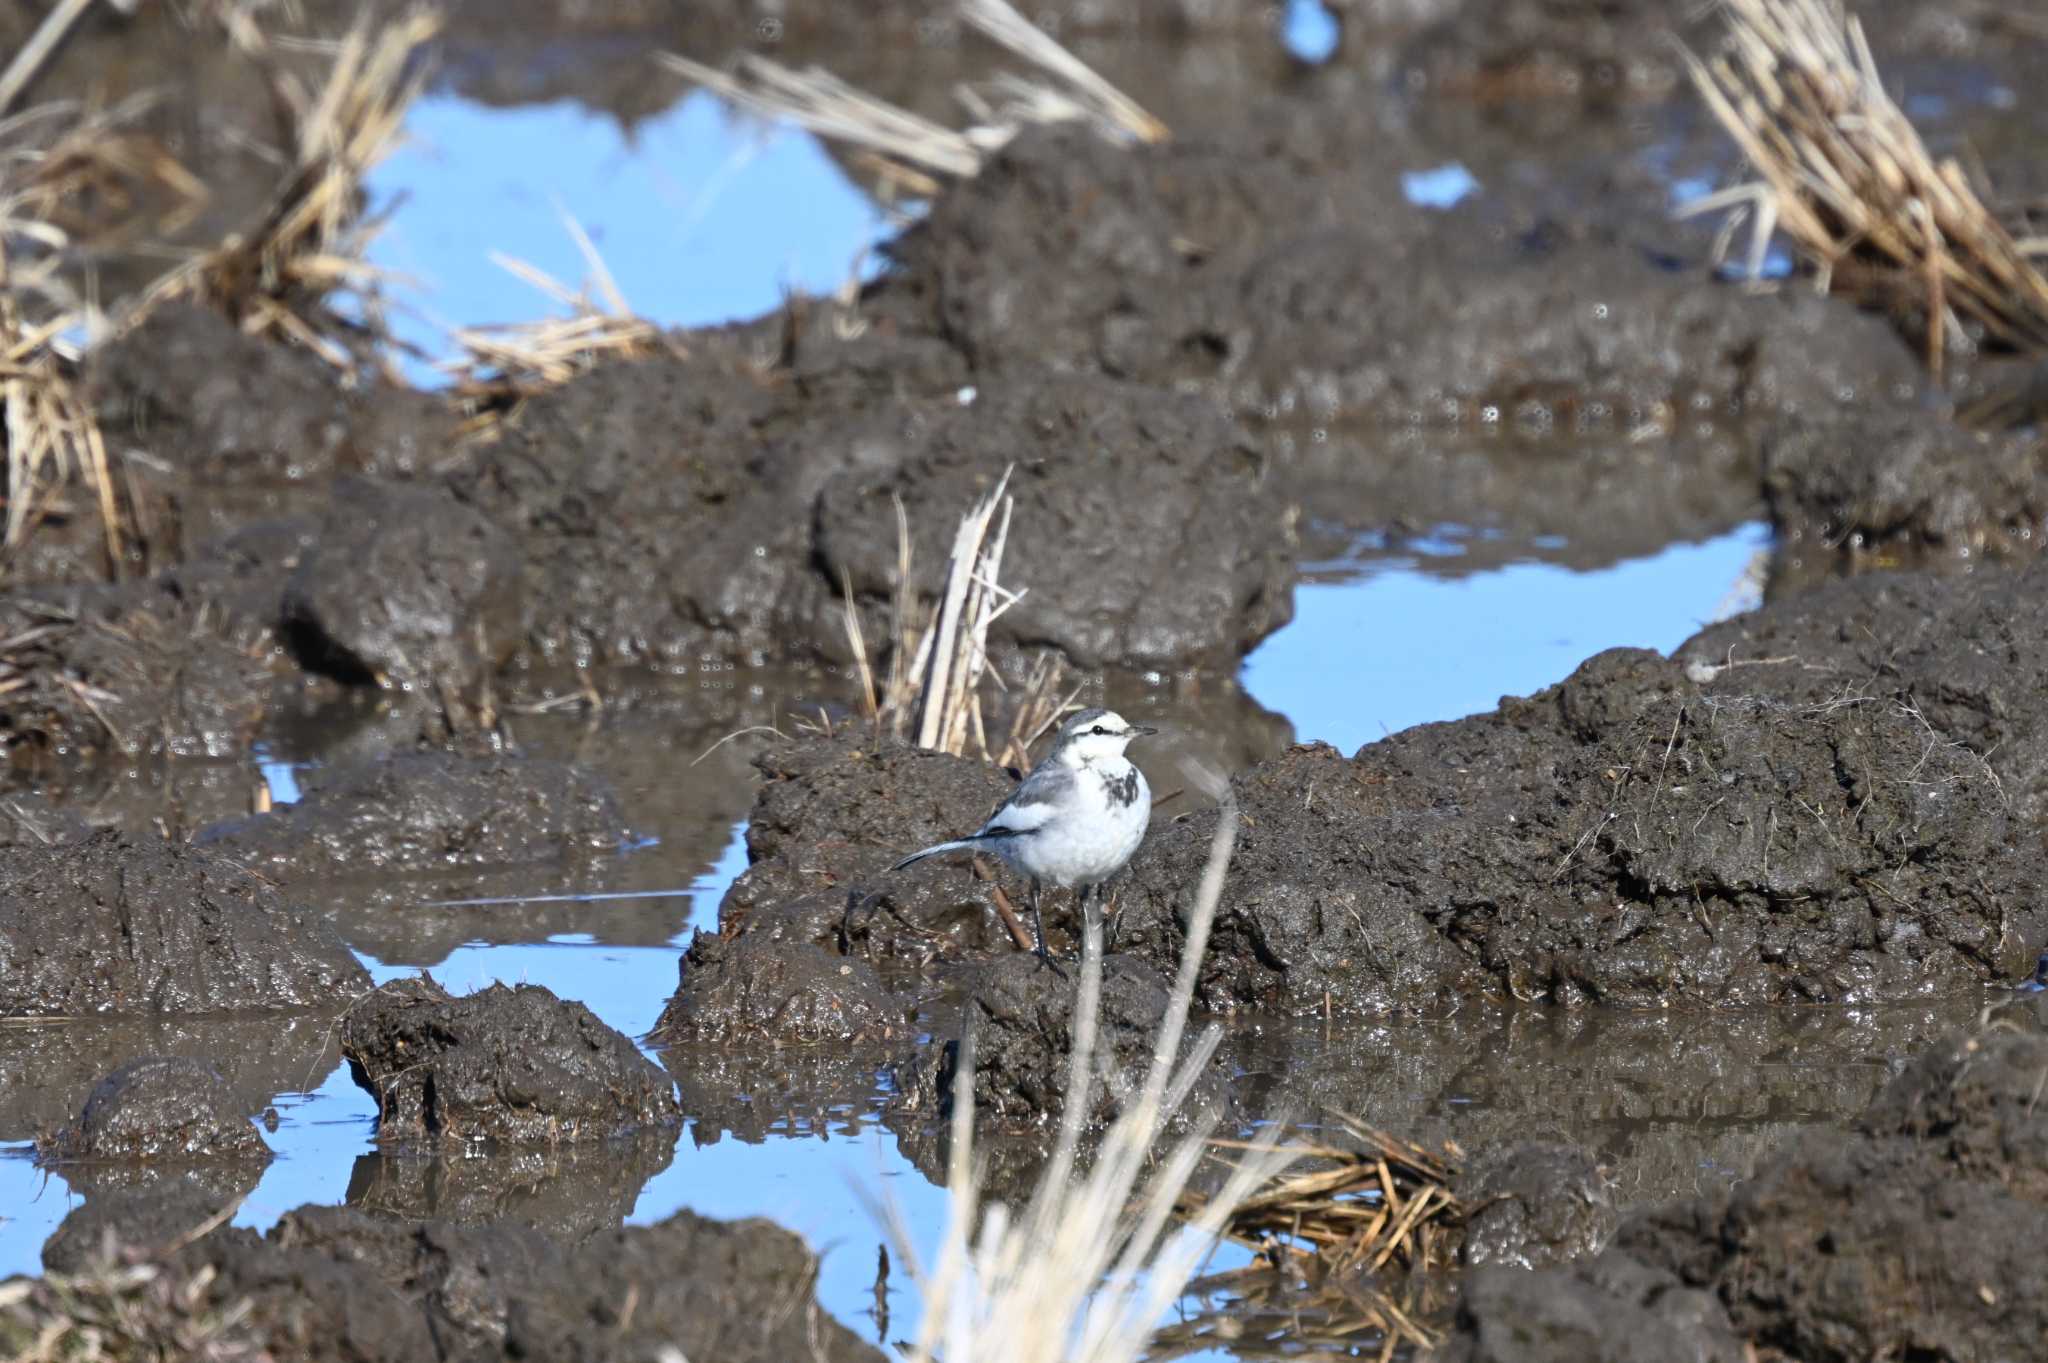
[
  {"xmin": 1762, "ymin": 402, "xmax": 2048, "ymax": 592},
  {"xmin": 340, "ymin": 977, "xmax": 680, "ymax": 1147},
  {"xmin": 281, "ymin": 477, "xmax": 522, "ymax": 733},
  {"xmin": 197, "ymin": 751, "xmax": 626, "ymax": 877},
  {"xmin": 38, "ymin": 1055, "xmax": 270, "ymax": 1165},
  {"xmin": 1446, "ymin": 1012, "xmax": 2048, "ymax": 1363},
  {"xmin": 167, "ymin": 1201, "xmax": 886, "ymax": 1363},
  {"xmin": 1457, "ymin": 1140, "xmax": 1617, "ymax": 1271},
  {"xmin": 649, "ymin": 931, "xmax": 910, "ymax": 1046},
  {"xmin": 460, "ymin": 351, "xmax": 1295, "ymax": 677},
  {"xmin": 888, "ymin": 952, "xmax": 1216, "ymax": 1128},
  {"xmin": 1113, "ymin": 585, "xmax": 2048, "ymax": 1013},
  {"xmin": 0, "ymin": 580, "xmax": 280, "ymax": 772},
  {"xmin": 718, "ymin": 734, "xmax": 1025, "ymax": 964},
  {"xmin": 0, "ymin": 831, "xmax": 370, "ymax": 1016}
]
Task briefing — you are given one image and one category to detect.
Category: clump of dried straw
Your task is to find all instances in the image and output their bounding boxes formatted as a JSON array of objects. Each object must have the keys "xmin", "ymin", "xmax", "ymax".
[
  {"xmin": 873, "ymin": 773, "xmax": 1301, "ymax": 1363},
  {"xmin": 1680, "ymin": 0, "xmax": 2048, "ymax": 377},
  {"xmin": 0, "ymin": 1257, "xmax": 262, "ymax": 1363},
  {"xmin": 1, "ymin": 291, "xmax": 121, "ymax": 576},
  {"xmin": 841, "ymin": 466, "xmax": 1078, "ymax": 769},
  {"xmin": 1168, "ymin": 1118, "xmax": 1462, "ymax": 1356},
  {"xmin": 441, "ymin": 211, "xmax": 663, "ymax": 434},
  {"xmin": 658, "ymin": 0, "xmax": 1166, "ymax": 196},
  {"xmin": 140, "ymin": 6, "xmax": 440, "ymax": 369}
]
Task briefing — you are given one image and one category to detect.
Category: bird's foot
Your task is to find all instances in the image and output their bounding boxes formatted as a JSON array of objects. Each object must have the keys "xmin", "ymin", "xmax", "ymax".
[{"xmin": 1033, "ymin": 941, "xmax": 1069, "ymax": 979}]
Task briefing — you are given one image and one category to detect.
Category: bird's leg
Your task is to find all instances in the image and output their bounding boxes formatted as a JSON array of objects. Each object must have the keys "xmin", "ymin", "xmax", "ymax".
[
  {"xmin": 1029, "ymin": 878, "xmax": 1053, "ymax": 968},
  {"xmin": 1101, "ymin": 877, "xmax": 1122, "ymax": 954}
]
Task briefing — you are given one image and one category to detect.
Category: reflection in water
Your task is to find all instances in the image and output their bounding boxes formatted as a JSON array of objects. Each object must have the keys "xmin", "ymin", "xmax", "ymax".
[
  {"xmin": 367, "ymin": 90, "xmax": 891, "ymax": 383},
  {"xmin": 1243, "ymin": 522, "xmax": 1768, "ymax": 754}
]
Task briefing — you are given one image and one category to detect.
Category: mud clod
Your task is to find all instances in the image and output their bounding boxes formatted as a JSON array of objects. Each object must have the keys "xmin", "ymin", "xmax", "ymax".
[
  {"xmin": 1114, "ymin": 615, "xmax": 2048, "ymax": 1013},
  {"xmin": 459, "ymin": 347, "xmax": 1292, "ymax": 676},
  {"xmin": 340, "ymin": 976, "xmax": 679, "ymax": 1147},
  {"xmin": 1573, "ymin": 1026, "xmax": 2048, "ymax": 1363},
  {"xmin": 1441, "ymin": 1252, "xmax": 1746, "ymax": 1363},
  {"xmin": 721, "ymin": 736, "xmax": 1021, "ymax": 963},
  {"xmin": 0, "ymin": 831, "xmax": 369, "ymax": 1016},
  {"xmin": 891, "ymin": 952, "xmax": 1212, "ymax": 1127},
  {"xmin": 1458, "ymin": 1140, "xmax": 1616, "ymax": 1270},
  {"xmin": 281, "ymin": 476, "xmax": 521, "ymax": 728},
  {"xmin": 650, "ymin": 931, "xmax": 909, "ymax": 1046},
  {"xmin": 1764, "ymin": 403, "xmax": 2048, "ymax": 586},
  {"xmin": 0, "ymin": 582, "xmax": 278, "ymax": 769},
  {"xmin": 40, "ymin": 1056, "xmax": 270, "ymax": 1165}
]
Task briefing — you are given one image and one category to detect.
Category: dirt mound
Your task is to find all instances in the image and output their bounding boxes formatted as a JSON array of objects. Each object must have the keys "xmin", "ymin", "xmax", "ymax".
[
  {"xmin": 106, "ymin": 1201, "xmax": 889, "ymax": 1363},
  {"xmin": 1681, "ymin": 554, "xmax": 2048, "ymax": 823},
  {"xmin": 39, "ymin": 1055, "xmax": 269, "ymax": 1165},
  {"xmin": 649, "ymin": 931, "xmax": 909, "ymax": 1046},
  {"xmin": 78, "ymin": 303, "xmax": 455, "ymax": 577},
  {"xmin": 1763, "ymin": 402, "xmax": 2048, "ymax": 590},
  {"xmin": 889, "ymin": 952, "xmax": 1219, "ymax": 1128},
  {"xmin": 0, "ymin": 581, "xmax": 279, "ymax": 772},
  {"xmin": 1450, "ymin": 1020, "xmax": 2048, "ymax": 1363},
  {"xmin": 872, "ymin": 124, "xmax": 1919, "ymax": 429},
  {"xmin": 340, "ymin": 977, "xmax": 679, "ymax": 1146},
  {"xmin": 0, "ymin": 831, "xmax": 369, "ymax": 1016},
  {"xmin": 458, "ymin": 346, "xmax": 1293, "ymax": 677},
  {"xmin": 280, "ymin": 477, "xmax": 522, "ymax": 731},
  {"xmin": 718, "ymin": 735, "xmax": 1024, "ymax": 964},
  {"xmin": 1114, "ymin": 615, "xmax": 2048, "ymax": 1013}
]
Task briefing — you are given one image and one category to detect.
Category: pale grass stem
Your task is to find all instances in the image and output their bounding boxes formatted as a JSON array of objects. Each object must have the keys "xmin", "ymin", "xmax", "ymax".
[{"xmin": 880, "ymin": 771, "xmax": 1301, "ymax": 1363}]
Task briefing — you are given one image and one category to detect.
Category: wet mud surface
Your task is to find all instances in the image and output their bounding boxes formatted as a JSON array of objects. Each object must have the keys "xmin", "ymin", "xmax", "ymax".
[
  {"xmin": 342, "ymin": 977, "xmax": 680, "ymax": 1147},
  {"xmin": 1444, "ymin": 999, "xmax": 2048, "ymax": 1363},
  {"xmin": 6, "ymin": 0, "xmax": 2048, "ymax": 1358}
]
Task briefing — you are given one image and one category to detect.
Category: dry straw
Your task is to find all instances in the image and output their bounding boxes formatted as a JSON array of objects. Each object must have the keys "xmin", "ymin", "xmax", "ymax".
[
  {"xmin": 140, "ymin": 6, "xmax": 440, "ymax": 368},
  {"xmin": 1169, "ymin": 1118, "xmax": 1461, "ymax": 1356},
  {"xmin": 658, "ymin": 0, "xmax": 1166, "ymax": 191},
  {"xmin": 1679, "ymin": 0, "xmax": 2048, "ymax": 377},
  {"xmin": 842, "ymin": 467, "xmax": 1079, "ymax": 769},
  {"xmin": 441, "ymin": 209, "xmax": 662, "ymax": 427}
]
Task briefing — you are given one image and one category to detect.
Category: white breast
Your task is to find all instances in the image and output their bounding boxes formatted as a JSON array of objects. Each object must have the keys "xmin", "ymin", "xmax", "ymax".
[{"xmin": 1003, "ymin": 759, "xmax": 1150, "ymax": 888}]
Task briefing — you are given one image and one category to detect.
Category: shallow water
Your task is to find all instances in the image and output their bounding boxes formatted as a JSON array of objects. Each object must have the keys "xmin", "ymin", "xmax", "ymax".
[{"xmin": 0, "ymin": 36, "xmax": 2005, "ymax": 1361}]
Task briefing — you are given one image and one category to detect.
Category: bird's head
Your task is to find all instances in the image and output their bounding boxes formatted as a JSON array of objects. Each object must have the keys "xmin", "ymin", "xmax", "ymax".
[{"xmin": 1049, "ymin": 707, "xmax": 1157, "ymax": 767}]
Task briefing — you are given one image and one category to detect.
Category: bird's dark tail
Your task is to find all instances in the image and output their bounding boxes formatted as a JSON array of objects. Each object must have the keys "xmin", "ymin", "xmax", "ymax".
[{"xmin": 891, "ymin": 838, "xmax": 978, "ymax": 872}]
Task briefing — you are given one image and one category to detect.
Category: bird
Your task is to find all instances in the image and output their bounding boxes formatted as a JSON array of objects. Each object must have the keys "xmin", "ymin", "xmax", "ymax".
[{"xmin": 891, "ymin": 707, "xmax": 1157, "ymax": 968}]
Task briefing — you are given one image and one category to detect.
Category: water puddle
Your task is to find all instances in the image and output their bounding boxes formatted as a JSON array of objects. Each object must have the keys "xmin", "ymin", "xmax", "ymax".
[{"xmin": 1244, "ymin": 521, "xmax": 1766, "ymax": 754}]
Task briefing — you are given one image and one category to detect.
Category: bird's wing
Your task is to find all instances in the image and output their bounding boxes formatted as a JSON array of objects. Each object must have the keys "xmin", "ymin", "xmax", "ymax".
[{"xmin": 975, "ymin": 765, "xmax": 1075, "ymax": 840}]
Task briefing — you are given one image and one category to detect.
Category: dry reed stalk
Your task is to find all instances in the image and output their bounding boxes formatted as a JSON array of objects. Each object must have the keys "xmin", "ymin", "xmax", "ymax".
[
  {"xmin": 657, "ymin": 0, "xmax": 1165, "ymax": 188},
  {"xmin": 440, "ymin": 219, "xmax": 663, "ymax": 416},
  {"xmin": 139, "ymin": 6, "xmax": 439, "ymax": 368},
  {"xmin": 840, "ymin": 467, "xmax": 1073, "ymax": 763},
  {"xmin": 0, "ymin": 287, "xmax": 122, "ymax": 575},
  {"xmin": 1679, "ymin": 0, "xmax": 2048, "ymax": 375},
  {"xmin": 1169, "ymin": 1117, "xmax": 1462, "ymax": 1354},
  {"xmin": 874, "ymin": 772, "xmax": 1300, "ymax": 1363}
]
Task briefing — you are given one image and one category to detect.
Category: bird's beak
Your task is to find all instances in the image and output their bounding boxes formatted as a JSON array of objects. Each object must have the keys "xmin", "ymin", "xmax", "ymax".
[{"xmin": 1129, "ymin": 724, "xmax": 1159, "ymax": 737}]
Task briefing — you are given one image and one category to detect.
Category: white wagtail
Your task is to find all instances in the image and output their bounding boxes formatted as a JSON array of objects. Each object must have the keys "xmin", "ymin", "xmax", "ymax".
[{"xmin": 892, "ymin": 708, "xmax": 1156, "ymax": 967}]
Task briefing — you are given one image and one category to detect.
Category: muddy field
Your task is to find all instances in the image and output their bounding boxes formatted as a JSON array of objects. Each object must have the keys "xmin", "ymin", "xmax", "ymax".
[{"xmin": 4, "ymin": 0, "xmax": 2048, "ymax": 1358}]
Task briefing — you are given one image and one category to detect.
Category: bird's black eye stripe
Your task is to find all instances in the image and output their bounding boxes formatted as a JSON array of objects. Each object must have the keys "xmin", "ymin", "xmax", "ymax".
[{"xmin": 1091, "ymin": 725, "xmax": 1109, "ymax": 735}]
